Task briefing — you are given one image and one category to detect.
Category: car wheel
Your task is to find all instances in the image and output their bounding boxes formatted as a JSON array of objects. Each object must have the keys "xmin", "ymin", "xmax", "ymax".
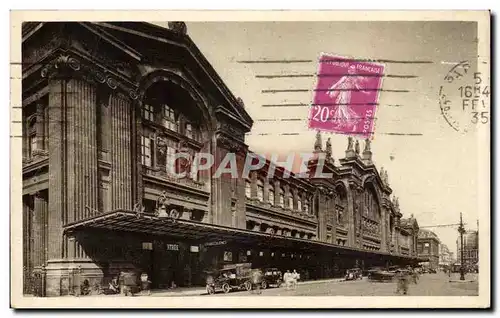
[
  {"xmin": 244, "ymin": 281, "xmax": 252, "ymax": 291},
  {"xmin": 207, "ymin": 286, "xmax": 215, "ymax": 295},
  {"xmin": 261, "ymin": 281, "xmax": 268, "ymax": 289},
  {"xmin": 222, "ymin": 283, "xmax": 231, "ymax": 294}
]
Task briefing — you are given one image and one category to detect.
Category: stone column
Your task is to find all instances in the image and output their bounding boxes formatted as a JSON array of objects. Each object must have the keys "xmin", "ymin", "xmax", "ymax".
[
  {"xmin": 35, "ymin": 103, "xmax": 45, "ymax": 150},
  {"xmin": 32, "ymin": 192, "xmax": 48, "ymax": 267},
  {"xmin": 346, "ymin": 184, "xmax": 356, "ymax": 247},
  {"xmin": 317, "ymin": 189, "xmax": 327, "ymax": 242},
  {"xmin": 250, "ymin": 171, "xmax": 257, "ymax": 198},
  {"xmin": 47, "ymin": 78, "xmax": 66, "ymax": 261},
  {"xmin": 65, "ymin": 78, "xmax": 99, "ymax": 223},
  {"xmin": 22, "ymin": 196, "xmax": 32, "ymax": 294},
  {"xmin": 330, "ymin": 192, "xmax": 337, "ymax": 244},
  {"xmin": 235, "ymin": 151, "xmax": 247, "ymax": 229},
  {"xmin": 109, "ymin": 92, "xmax": 133, "ymax": 210},
  {"xmin": 274, "ymin": 180, "xmax": 280, "ymax": 206},
  {"xmin": 131, "ymin": 99, "xmax": 143, "ymax": 206},
  {"xmin": 380, "ymin": 207, "xmax": 387, "ymax": 252}
]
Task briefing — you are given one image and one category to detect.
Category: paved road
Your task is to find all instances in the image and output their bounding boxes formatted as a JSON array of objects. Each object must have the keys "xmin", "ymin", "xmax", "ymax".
[{"xmin": 212, "ymin": 272, "xmax": 478, "ymax": 296}]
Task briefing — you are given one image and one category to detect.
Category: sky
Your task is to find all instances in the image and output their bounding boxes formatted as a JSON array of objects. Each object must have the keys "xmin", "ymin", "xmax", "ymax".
[{"xmin": 156, "ymin": 21, "xmax": 483, "ymax": 253}]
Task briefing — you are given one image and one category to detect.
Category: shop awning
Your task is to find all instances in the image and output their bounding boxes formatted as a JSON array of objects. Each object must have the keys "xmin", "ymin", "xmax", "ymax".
[{"xmin": 63, "ymin": 209, "xmax": 418, "ymax": 261}]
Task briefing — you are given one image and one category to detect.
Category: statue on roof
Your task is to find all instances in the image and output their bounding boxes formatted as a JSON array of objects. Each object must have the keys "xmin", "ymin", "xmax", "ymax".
[
  {"xmin": 168, "ymin": 21, "xmax": 187, "ymax": 34},
  {"xmin": 364, "ymin": 138, "xmax": 371, "ymax": 152},
  {"xmin": 347, "ymin": 136, "xmax": 354, "ymax": 151},
  {"xmin": 326, "ymin": 137, "xmax": 332, "ymax": 160},
  {"xmin": 314, "ymin": 131, "xmax": 323, "ymax": 152},
  {"xmin": 379, "ymin": 167, "xmax": 385, "ymax": 181},
  {"xmin": 237, "ymin": 97, "xmax": 245, "ymax": 108},
  {"xmin": 355, "ymin": 140, "xmax": 360, "ymax": 154}
]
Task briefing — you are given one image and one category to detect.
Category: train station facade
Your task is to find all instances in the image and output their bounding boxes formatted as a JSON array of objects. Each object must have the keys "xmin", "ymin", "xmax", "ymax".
[{"xmin": 21, "ymin": 22, "xmax": 423, "ymax": 296}]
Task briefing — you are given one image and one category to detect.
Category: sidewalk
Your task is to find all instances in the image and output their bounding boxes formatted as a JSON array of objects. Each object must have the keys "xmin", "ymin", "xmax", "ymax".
[{"xmin": 150, "ymin": 277, "xmax": 347, "ymax": 297}]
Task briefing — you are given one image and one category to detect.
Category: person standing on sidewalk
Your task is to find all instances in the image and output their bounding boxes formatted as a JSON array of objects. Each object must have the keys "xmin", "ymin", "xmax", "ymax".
[
  {"xmin": 395, "ymin": 269, "xmax": 410, "ymax": 295},
  {"xmin": 250, "ymin": 269, "xmax": 263, "ymax": 294},
  {"xmin": 283, "ymin": 270, "xmax": 291, "ymax": 290},
  {"xmin": 291, "ymin": 270, "xmax": 299, "ymax": 290}
]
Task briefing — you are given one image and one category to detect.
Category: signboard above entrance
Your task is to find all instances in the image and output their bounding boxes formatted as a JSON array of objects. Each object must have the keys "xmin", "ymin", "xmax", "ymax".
[
  {"xmin": 205, "ymin": 240, "xmax": 227, "ymax": 247},
  {"xmin": 166, "ymin": 244, "xmax": 179, "ymax": 251}
]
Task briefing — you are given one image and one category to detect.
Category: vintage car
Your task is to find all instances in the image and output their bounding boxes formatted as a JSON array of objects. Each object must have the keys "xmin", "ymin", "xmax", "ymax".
[
  {"xmin": 261, "ymin": 268, "xmax": 283, "ymax": 289},
  {"xmin": 345, "ymin": 268, "xmax": 363, "ymax": 281},
  {"xmin": 367, "ymin": 267, "xmax": 396, "ymax": 282},
  {"xmin": 206, "ymin": 263, "xmax": 253, "ymax": 294}
]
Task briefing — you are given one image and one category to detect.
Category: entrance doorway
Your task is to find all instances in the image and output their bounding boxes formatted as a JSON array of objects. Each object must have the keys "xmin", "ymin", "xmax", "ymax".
[{"xmin": 139, "ymin": 240, "xmax": 181, "ymax": 289}]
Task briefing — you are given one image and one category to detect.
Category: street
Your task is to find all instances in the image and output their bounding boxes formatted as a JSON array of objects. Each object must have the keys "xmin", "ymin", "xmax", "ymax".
[{"xmin": 206, "ymin": 272, "xmax": 479, "ymax": 297}]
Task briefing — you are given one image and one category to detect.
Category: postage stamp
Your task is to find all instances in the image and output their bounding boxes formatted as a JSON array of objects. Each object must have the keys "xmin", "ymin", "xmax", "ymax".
[{"xmin": 308, "ymin": 54, "xmax": 385, "ymax": 138}]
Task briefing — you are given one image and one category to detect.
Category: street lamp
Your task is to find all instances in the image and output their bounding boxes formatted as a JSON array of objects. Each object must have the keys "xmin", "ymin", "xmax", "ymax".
[{"xmin": 458, "ymin": 212, "xmax": 466, "ymax": 281}]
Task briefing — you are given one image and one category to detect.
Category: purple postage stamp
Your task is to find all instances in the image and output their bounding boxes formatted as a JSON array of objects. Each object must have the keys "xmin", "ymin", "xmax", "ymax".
[{"xmin": 308, "ymin": 54, "xmax": 385, "ymax": 138}]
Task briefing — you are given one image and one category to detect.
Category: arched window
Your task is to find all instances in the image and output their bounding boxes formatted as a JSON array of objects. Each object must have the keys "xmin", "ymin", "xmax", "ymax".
[
  {"xmin": 245, "ymin": 180, "xmax": 252, "ymax": 198},
  {"xmin": 297, "ymin": 195, "xmax": 302, "ymax": 212},
  {"xmin": 335, "ymin": 185, "xmax": 348, "ymax": 227},
  {"xmin": 279, "ymin": 187, "xmax": 285, "ymax": 208},
  {"xmin": 257, "ymin": 179, "xmax": 264, "ymax": 202},
  {"xmin": 364, "ymin": 186, "xmax": 381, "ymax": 222},
  {"xmin": 268, "ymin": 184, "xmax": 275, "ymax": 205}
]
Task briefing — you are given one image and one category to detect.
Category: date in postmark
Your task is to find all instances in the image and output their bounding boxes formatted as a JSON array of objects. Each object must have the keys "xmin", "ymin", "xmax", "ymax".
[
  {"xmin": 439, "ymin": 60, "xmax": 490, "ymax": 133},
  {"xmin": 308, "ymin": 54, "xmax": 385, "ymax": 138}
]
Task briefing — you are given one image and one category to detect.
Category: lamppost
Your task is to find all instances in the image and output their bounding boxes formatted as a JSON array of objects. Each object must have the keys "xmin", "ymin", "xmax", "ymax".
[{"xmin": 458, "ymin": 212, "xmax": 466, "ymax": 281}]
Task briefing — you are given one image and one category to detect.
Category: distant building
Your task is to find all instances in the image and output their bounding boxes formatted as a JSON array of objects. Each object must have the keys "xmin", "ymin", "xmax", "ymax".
[
  {"xmin": 438, "ymin": 244, "xmax": 453, "ymax": 268},
  {"xmin": 456, "ymin": 230, "xmax": 479, "ymax": 270},
  {"xmin": 417, "ymin": 229, "xmax": 440, "ymax": 270}
]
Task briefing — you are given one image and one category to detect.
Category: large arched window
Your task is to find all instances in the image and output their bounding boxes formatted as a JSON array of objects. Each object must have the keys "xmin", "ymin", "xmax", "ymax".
[
  {"xmin": 335, "ymin": 185, "xmax": 348, "ymax": 227},
  {"xmin": 297, "ymin": 194, "xmax": 302, "ymax": 212},
  {"xmin": 141, "ymin": 80, "xmax": 205, "ymax": 181},
  {"xmin": 364, "ymin": 185, "xmax": 381, "ymax": 222},
  {"xmin": 257, "ymin": 179, "xmax": 264, "ymax": 201}
]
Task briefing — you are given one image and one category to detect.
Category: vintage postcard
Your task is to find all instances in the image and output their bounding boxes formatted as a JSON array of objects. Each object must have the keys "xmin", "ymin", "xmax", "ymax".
[{"xmin": 10, "ymin": 10, "xmax": 490, "ymax": 309}]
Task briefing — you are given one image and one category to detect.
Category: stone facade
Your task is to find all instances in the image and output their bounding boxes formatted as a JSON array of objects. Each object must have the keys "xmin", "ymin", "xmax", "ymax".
[
  {"xmin": 417, "ymin": 229, "xmax": 441, "ymax": 270},
  {"xmin": 21, "ymin": 22, "xmax": 421, "ymax": 296}
]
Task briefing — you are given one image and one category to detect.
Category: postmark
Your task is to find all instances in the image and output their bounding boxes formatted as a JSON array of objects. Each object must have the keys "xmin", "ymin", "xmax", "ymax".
[
  {"xmin": 438, "ymin": 60, "xmax": 490, "ymax": 133},
  {"xmin": 308, "ymin": 54, "xmax": 385, "ymax": 138}
]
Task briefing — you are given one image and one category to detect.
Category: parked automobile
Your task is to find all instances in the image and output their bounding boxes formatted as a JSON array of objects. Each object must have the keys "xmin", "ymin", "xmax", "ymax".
[
  {"xmin": 261, "ymin": 268, "xmax": 283, "ymax": 289},
  {"xmin": 345, "ymin": 268, "xmax": 363, "ymax": 281},
  {"xmin": 367, "ymin": 267, "xmax": 396, "ymax": 282},
  {"xmin": 428, "ymin": 268, "xmax": 437, "ymax": 274},
  {"xmin": 206, "ymin": 263, "xmax": 253, "ymax": 294}
]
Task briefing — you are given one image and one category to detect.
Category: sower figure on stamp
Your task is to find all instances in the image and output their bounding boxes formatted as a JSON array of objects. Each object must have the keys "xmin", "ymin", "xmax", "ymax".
[{"xmin": 327, "ymin": 65, "xmax": 370, "ymax": 132}]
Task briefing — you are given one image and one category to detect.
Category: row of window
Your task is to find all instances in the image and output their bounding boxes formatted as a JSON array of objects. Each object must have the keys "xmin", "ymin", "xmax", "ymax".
[
  {"xmin": 245, "ymin": 180, "xmax": 311, "ymax": 214},
  {"xmin": 141, "ymin": 135, "xmax": 199, "ymax": 180},
  {"xmin": 143, "ymin": 103, "xmax": 200, "ymax": 141}
]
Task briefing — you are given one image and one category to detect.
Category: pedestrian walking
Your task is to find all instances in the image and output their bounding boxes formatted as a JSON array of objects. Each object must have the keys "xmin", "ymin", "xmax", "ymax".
[
  {"xmin": 250, "ymin": 269, "xmax": 263, "ymax": 294},
  {"xmin": 395, "ymin": 269, "xmax": 410, "ymax": 295},
  {"xmin": 291, "ymin": 270, "xmax": 299, "ymax": 290},
  {"xmin": 283, "ymin": 270, "xmax": 292, "ymax": 290}
]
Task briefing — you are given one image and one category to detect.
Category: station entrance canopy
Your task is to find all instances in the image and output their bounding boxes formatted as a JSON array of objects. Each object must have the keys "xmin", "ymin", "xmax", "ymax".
[{"xmin": 63, "ymin": 210, "xmax": 419, "ymax": 263}]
